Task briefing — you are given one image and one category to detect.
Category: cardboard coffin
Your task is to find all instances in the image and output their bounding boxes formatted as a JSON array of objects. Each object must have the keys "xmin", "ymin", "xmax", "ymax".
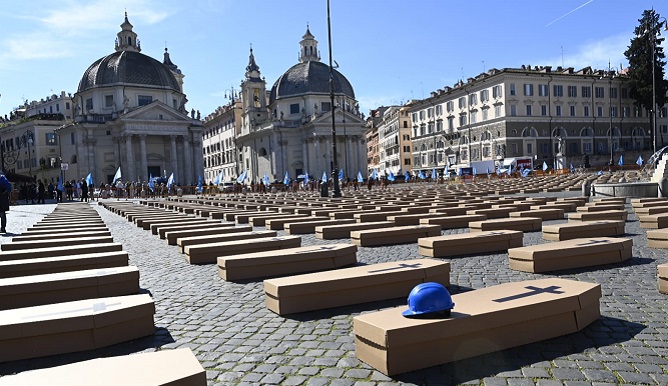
[
  {"xmin": 167, "ymin": 225, "xmax": 253, "ymax": 246},
  {"xmin": 265, "ymin": 216, "xmax": 328, "ymax": 230},
  {"xmin": 508, "ymin": 237, "xmax": 633, "ymax": 273},
  {"xmin": 466, "ymin": 207, "xmax": 514, "ymax": 219},
  {"xmin": 647, "ymin": 229, "xmax": 668, "ymax": 248},
  {"xmin": 353, "ymin": 278, "xmax": 600, "ymax": 375},
  {"xmin": 0, "ymin": 243, "xmax": 124, "ymax": 262},
  {"xmin": 10, "ymin": 230, "xmax": 112, "ymax": 243},
  {"xmin": 0, "ymin": 236, "xmax": 114, "ymax": 251},
  {"xmin": 0, "ymin": 294, "xmax": 155, "ymax": 362},
  {"xmin": 0, "ymin": 348, "xmax": 206, "ymax": 386},
  {"xmin": 0, "ymin": 266, "xmax": 140, "ymax": 310},
  {"xmin": 177, "ymin": 230, "xmax": 277, "ymax": 253},
  {"xmin": 542, "ymin": 220, "xmax": 625, "ymax": 241},
  {"xmin": 419, "ymin": 214, "xmax": 486, "ymax": 229},
  {"xmin": 351, "ymin": 225, "xmax": 442, "ymax": 247},
  {"xmin": 19, "ymin": 226, "xmax": 109, "ymax": 236},
  {"xmin": 218, "ymin": 244, "xmax": 357, "ymax": 281},
  {"xmin": 141, "ymin": 218, "xmax": 210, "ymax": 231},
  {"xmin": 0, "ymin": 252, "xmax": 129, "ymax": 279},
  {"xmin": 185, "ymin": 235, "xmax": 302, "ymax": 264},
  {"xmin": 577, "ymin": 204, "xmax": 625, "ymax": 212},
  {"xmin": 315, "ymin": 221, "xmax": 395, "ymax": 240},
  {"xmin": 156, "ymin": 221, "xmax": 234, "ymax": 238},
  {"xmin": 469, "ymin": 217, "xmax": 542, "ymax": 232},
  {"xmin": 285, "ymin": 219, "xmax": 357, "ymax": 234},
  {"xmin": 658, "ymin": 264, "xmax": 668, "ymax": 294},
  {"xmin": 510, "ymin": 209, "xmax": 565, "ymax": 221},
  {"xmin": 418, "ymin": 230, "xmax": 523, "ymax": 258},
  {"xmin": 265, "ymin": 258, "xmax": 450, "ymax": 315},
  {"xmin": 568, "ymin": 210, "xmax": 628, "ymax": 222},
  {"xmin": 639, "ymin": 213, "xmax": 668, "ymax": 229}
]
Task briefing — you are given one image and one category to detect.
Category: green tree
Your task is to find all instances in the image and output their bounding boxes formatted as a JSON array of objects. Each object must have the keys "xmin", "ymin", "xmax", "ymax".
[{"xmin": 624, "ymin": 9, "xmax": 668, "ymax": 116}]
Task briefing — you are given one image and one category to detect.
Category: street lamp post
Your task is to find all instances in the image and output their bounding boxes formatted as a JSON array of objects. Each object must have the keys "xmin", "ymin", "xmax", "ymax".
[
  {"xmin": 327, "ymin": 0, "xmax": 341, "ymax": 198},
  {"xmin": 644, "ymin": 17, "xmax": 668, "ymax": 154},
  {"xmin": 601, "ymin": 64, "xmax": 617, "ymax": 167},
  {"xmin": 23, "ymin": 130, "xmax": 34, "ymax": 177}
]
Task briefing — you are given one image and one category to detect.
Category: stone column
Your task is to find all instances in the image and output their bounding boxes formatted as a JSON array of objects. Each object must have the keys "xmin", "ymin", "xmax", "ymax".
[
  {"xmin": 176, "ymin": 136, "xmax": 185, "ymax": 185},
  {"xmin": 139, "ymin": 134, "xmax": 147, "ymax": 182},
  {"xmin": 346, "ymin": 136, "xmax": 353, "ymax": 177},
  {"xmin": 313, "ymin": 136, "xmax": 321, "ymax": 175},
  {"xmin": 193, "ymin": 137, "xmax": 204, "ymax": 181},
  {"xmin": 87, "ymin": 136, "xmax": 97, "ymax": 183},
  {"xmin": 182, "ymin": 135, "xmax": 193, "ymax": 185},
  {"xmin": 324, "ymin": 138, "xmax": 331, "ymax": 176},
  {"xmin": 302, "ymin": 138, "xmax": 309, "ymax": 175},
  {"xmin": 113, "ymin": 137, "xmax": 120, "ymax": 177},
  {"xmin": 356, "ymin": 136, "xmax": 364, "ymax": 177},
  {"xmin": 169, "ymin": 135, "xmax": 178, "ymax": 182},
  {"xmin": 125, "ymin": 134, "xmax": 135, "ymax": 182}
]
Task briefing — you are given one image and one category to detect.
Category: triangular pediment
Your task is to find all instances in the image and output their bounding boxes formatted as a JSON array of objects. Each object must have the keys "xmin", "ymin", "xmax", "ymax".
[
  {"xmin": 120, "ymin": 101, "xmax": 194, "ymax": 123},
  {"xmin": 312, "ymin": 109, "xmax": 365, "ymax": 125}
]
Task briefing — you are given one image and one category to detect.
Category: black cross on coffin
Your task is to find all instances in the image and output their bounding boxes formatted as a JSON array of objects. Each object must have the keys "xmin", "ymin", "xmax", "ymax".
[
  {"xmin": 367, "ymin": 263, "xmax": 422, "ymax": 273},
  {"xmin": 492, "ymin": 285, "xmax": 564, "ymax": 303}
]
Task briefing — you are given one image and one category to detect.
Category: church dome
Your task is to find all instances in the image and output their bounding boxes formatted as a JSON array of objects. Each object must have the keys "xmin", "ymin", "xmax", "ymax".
[
  {"xmin": 77, "ymin": 50, "xmax": 181, "ymax": 93},
  {"xmin": 269, "ymin": 61, "xmax": 355, "ymax": 105}
]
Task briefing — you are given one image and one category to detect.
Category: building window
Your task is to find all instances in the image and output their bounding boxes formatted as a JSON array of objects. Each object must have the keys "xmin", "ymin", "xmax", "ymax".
[
  {"xmin": 526, "ymin": 105, "xmax": 532, "ymax": 116},
  {"xmin": 523, "ymin": 84, "xmax": 534, "ymax": 96},
  {"xmin": 583, "ymin": 143, "xmax": 592, "ymax": 153},
  {"xmin": 610, "ymin": 87, "xmax": 618, "ymax": 98},
  {"xmin": 480, "ymin": 89, "xmax": 489, "ymax": 102},
  {"xmin": 541, "ymin": 143, "xmax": 549, "ymax": 154},
  {"xmin": 138, "ymin": 95, "xmax": 153, "ymax": 106},
  {"xmin": 595, "ymin": 87, "xmax": 604, "ymax": 98},
  {"xmin": 447, "ymin": 117, "xmax": 454, "ymax": 130},
  {"xmin": 538, "ymin": 84, "xmax": 548, "ymax": 97},
  {"xmin": 459, "ymin": 115, "xmax": 467, "ymax": 126},
  {"xmin": 509, "ymin": 84, "xmax": 516, "ymax": 96},
  {"xmin": 419, "ymin": 111, "xmax": 425, "ymax": 120},
  {"xmin": 584, "ymin": 105, "xmax": 590, "ymax": 117},
  {"xmin": 85, "ymin": 98, "xmax": 93, "ymax": 111},
  {"xmin": 458, "ymin": 97, "xmax": 466, "ymax": 109},
  {"xmin": 66, "ymin": 102, "xmax": 70, "ymax": 109},
  {"xmin": 568, "ymin": 86, "xmax": 577, "ymax": 97},
  {"xmin": 553, "ymin": 85, "xmax": 563, "ymax": 97},
  {"xmin": 446, "ymin": 101, "xmax": 454, "ymax": 112},
  {"xmin": 597, "ymin": 106, "xmax": 603, "ymax": 117},
  {"xmin": 570, "ymin": 105, "xmax": 576, "ymax": 116},
  {"xmin": 582, "ymin": 86, "xmax": 591, "ymax": 98},
  {"xmin": 435, "ymin": 105, "xmax": 443, "ymax": 115},
  {"xmin": 427, "ymin": 123, "xmax": 434, "ymax": 133},
  {"xmin": 45, "ymin": 133, "xmax": 57, "ymax": 146},
  {"xmin": 527, "ymin": 143, "xmax": 533, "ymax": 154},
  {"xmin": 427, "ymin": 108, "xmax": 434, "ymax": 118},
  {"xmin": 510, "ymin": 105, "xmax": 517, "ymax": 116},
  {"xmin": 611, "ymin": 106, "xmax": 618, "ymax": 117},
  {"xmin": 621, "ymin": 88, "xmax": 628, "ymax": 99},
  {"xmin": 436, "ymin": 121, "xmax": 443, "ymax": 131},
  {"xmin": 105, "ymin": 95, "xmax": 114, "ymax": 108},
  {"xmin": 541, "ymin": 105, "xmax": 547, "ymax": 116},
  {"xmin": 482, "ymin": 109, "xmax": 488, "ymax": 121},
  {"xmin": 321, "ymin": 102, "xmax": 331, "ymax": 112},
  {"xmin": 495, "ymin": 105, "xmax": 502, "ymax": 117},
  {"xmin": 404, "ymin": 158, "xmax": 411, "ymax": 166},
  {"xmin": 412, "ymin": 113, "xmax": 418, "ymax": 122},
  {"xmin": 512, "ymin": 143, "xmax": 518, "ymax": 154},
  {"xmin": 623, "ymin": 106, "xmax": 631, "ymax": 117},
  {"xmin": 493, "ymin": 85, "xmax": 503, "ymax": 98},
  {"xmin": 555, "ymin": 105, "xmax": 562, "ymax": 116},
  {"xmin": 290, "ymin": 103, "xmax": 300, "ymax": 114},
  {"xmin": 56, "ymin": 104, "xmax": 60, "ymax": 112}
]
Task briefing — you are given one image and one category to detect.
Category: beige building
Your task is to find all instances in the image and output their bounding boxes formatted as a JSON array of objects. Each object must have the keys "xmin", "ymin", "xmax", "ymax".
[
  {"xmin": 202, "ymin": 99, "xmax": 242, "ymax": 183},
  {"xmin": 58, "ymin": 14, "xmax": 203, "ymax": 186},
  {"xmin": 408, "ymin": 65, "xmax": 665, "ymax": 173},
  {"xmin": 376, "ymin": 105, "xmax": 413, "ymax": 176}
]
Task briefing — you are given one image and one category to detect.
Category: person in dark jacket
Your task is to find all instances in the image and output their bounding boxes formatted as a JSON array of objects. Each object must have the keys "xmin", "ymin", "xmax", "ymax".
[
  {"xmin": 80, "ymin": 178, "xmax": 88, "ymax": 202},
  {"xmin": 0, "ymin": 175, "xmax": 12, "ymax": 233},
  {"xmin": 37, "ymin": 180, "xmax": 46, "ymax": 204}
]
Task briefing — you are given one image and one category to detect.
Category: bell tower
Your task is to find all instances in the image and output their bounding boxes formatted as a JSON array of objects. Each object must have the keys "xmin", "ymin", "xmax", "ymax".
[
  {"xmin": 298, "ymin": 24, "xmax": 320, "ymax": 63},
  {"xmin": 115, "ymin": 12, "xmax": 141, "ymax": 52},
  {"xmin": 240, "ymin": 46, "xmax": 268, "ymax": 133}
]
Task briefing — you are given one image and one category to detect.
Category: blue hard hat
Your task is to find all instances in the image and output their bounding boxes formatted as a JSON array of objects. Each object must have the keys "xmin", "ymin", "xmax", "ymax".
[{"xmin": 402, "ymin": 282, "xmax": 454, "ymax": 317}]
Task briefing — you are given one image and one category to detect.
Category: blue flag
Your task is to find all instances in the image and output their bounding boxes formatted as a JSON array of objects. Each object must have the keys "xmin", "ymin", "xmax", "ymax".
[
  {"xmin": 570, "ymin": 163, "xmax": 575, "ymax": 173},
  {"xmin": 618, "ymin": 155, "xmax": 624, "ymax": 167},
  {"xmin": 419, "ymin": 170, "xmax": 426, "ymax": 179},
  {"xmin": 113, "ymin": 166, "xmax": 121, "ymax": 182},
  {"xmin": 521, "ymin": 168, "xmax": 531, "ymax": 178},
  {"xmin": 636, "ymin": 155, "xmax": 643, "ymax": 167},
  {"xmin": 597, "ymin": 170, "xmax": 603, "ymax": 176},
  {"xmin": 542, "ymin": 161, "xmax": 548, "ymax": 171},
  {"xmin": 167, "ymin": 173, "xmax": 174, "ymax": 189},
  {"xmin": 472, "ymin": 166, "xmax": 477, "ymax": 176},
  {"xmin": 404, "ymin": 171, "xmax": 410, "ymax": 181},
  {"xmin": 431, "ymin": 168, "xmax": 436, "ymax": 179},
  {"xmin": 387, "ymin": 170, "xmax": 395, "ymax": 181},
  {"xmin": 263, "ymin": 173, "xmax": 270, "ymax": 186},
  {"xmin": 304, "ymin": 172, "xmax": 309, "ymax": 185},
  {"xmin": 444, "ymin": 164, "xmax": 449, "ymax": 176},
  {"xmin": 149, "ymin": 173, "xmax": 155, "ymax": 192},
  {"xmin": 213, "ymin": 171, "xmax": 223, "ymax": 185},
  {"xmin": 237, "ymin": 170, "xmax": 247, "ymax": 184},
  {"xmin": 338, "ymin": 169, "xmax": 344, "ymax": 180},
  {"xmin": 322, "ymin": 171, "xmax": 328, "ymax": 181},
  {"xmin": 197, "ymin": 176, "xmax": 203, "ymax": 192},
  {"xmin": 357, "ymin": 171, "xmax": 364, "ymax": 183},
  {"xmin": 487, "ymin": 167, "xmax": 490, "ymax": 176},
  {"xmin": 370, "ymin": 169, "xmax": 378, "ymax": 180},
  {"xmin": 456, "ymin": 168, "xmax": 462, "ymax": 177},
  {"xmin": 57, "ymin": 178, "xmax": 64, "ymax": 192},
  {"xmin": 283, "ymin": 171, "xmax": 290, "ymax": 185},
  {"xmin": 85, "ymin": 172, "xmax": 93, "ymax": 187}
]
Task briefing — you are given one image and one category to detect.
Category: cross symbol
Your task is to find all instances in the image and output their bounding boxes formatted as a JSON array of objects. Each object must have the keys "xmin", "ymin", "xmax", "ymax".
[
  {"xmin": 492, "ymin": 285, "xmax": 564, "ymax": 303},
  {"xmin": 575, "ymin": 239, "xmax": 610, "ymax": 247},
  {"xmin": 368, "ymin": 262, "xmax": 422, "ymax": 273},
  {"xmin": 295, "ymin": 246, "xmax": 337, "ymax": 254},
  {"xmin": 24, "ymin": 302, "xmax": 122, "ymax": 320}
]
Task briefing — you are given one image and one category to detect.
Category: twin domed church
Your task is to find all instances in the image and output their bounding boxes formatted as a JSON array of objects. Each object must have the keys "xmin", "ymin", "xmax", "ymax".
[{"xmin": 60, "ymin": 14, "xmax": 366, "ymax": 186}]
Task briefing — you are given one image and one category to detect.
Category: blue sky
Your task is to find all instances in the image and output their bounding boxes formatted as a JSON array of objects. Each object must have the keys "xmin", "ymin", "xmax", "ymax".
[{"xmin": 0, "ymin": 0, "xmax": 665, "ymax": 119}]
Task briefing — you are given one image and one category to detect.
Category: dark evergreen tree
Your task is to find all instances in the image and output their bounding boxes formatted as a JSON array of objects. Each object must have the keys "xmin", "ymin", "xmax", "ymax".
[{"xmin": 624, "ymin": 9, "xmax": 668, "ymax": 117}]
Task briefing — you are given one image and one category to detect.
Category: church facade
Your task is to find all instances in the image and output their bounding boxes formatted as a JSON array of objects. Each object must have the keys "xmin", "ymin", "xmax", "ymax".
[
  {"xmin": 59, "ymin": 14, "xmax": 204, "ymax": 186},
  {"xmin": 234, "ymin": 27, "xmax": 367, "ymax": 183}
]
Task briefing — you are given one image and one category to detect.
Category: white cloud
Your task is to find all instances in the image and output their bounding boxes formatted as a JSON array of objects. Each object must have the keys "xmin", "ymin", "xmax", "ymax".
[{"xmin": 543, "ymin": 33, "xmax": 632, "ymax": 71}]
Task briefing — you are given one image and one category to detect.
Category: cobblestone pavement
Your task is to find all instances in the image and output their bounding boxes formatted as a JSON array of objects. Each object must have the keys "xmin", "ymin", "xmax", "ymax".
[{"xmin": 1, "ymin": 191, "xmax": 668, "ymax": 386}]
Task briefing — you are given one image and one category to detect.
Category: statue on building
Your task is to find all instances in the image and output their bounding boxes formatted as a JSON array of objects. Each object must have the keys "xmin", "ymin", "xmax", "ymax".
[
  {"xmin": 196, "ymin": 110, "xmax": 201, "ymax": 120},
  {"xmin": 556, "ymin": 136, "xmax": 564, "ymax": 155},
  {"xmin": 191, "ymin": 109, "xmax": 195, "ymax": 119},
  {"xmin": 123, "ymin": 95, "xmax": 130, "ymax": 113}
]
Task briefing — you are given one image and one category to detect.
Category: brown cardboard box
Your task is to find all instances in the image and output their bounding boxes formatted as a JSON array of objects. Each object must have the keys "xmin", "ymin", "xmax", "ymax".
[
  {"xmin": 353, "ymin": 278, "xmax": 600, "ymax": 375},
  {"xmin": 265, "ymin": 216, "xmax": 328, "ymax": 230},
  {"xmin": 265, "ymin": 258, "xmax": 450, "ymax": 315},
  {"xmin": 285, "ymin": 219, "xmax": 357, "ymax": 234},
  {"xmin": 0, "ymin": 266, "xmax": 139, "ymax": 309},
  {"xmin": 20, "ymin": 226, "xmax": 109, "ymax": 236},
  {"xmin": 658, "ymin": 264, "xmax": 668, "ymax": 294},
  {"xmin": 351, "ymin": 225, "xmax": 441, "ymax": 247},
  {"xmin": 315, "ymin": 221, "xmax": 395, "ymax": 239},
  {"xmin": 156, "ymin": 221, "xmax": 234, "ymax": 238},
  {"xmin": 647, "ymin": 229, "xmax": 668, "ymax": 248},
  {"xmin": 177, "ymin": 230, "xmax": 276, "ymax": 253},
  {"xmin": 510, "ymin": 209, "xmax": 565, "ymax": 221},
  {"xmin": 0, "ymin": 251, "xmax": 129, "ymax": 279},
  {"xmin": 568, "ymin": 210, "xmax": 628, "ymax": 222},
  {"xmin": 419, "ymin": 214, "xmax": 486, "ymax": 229},
  {"xmin": 0, "ymin": 294, "xmax": 154, "ymax": 362},
  {"xmin": 141, "ymin": 218, "xmax": 210, "ymax": 231},
  {"xmin": 219, "ymin": 244, "xmax": 357, "ymax": 281},
  {"xmin": 469, "ymin": 217, "xmax": 542, "ymax": 232},
  {"xmin": 508, "ymin": 237, "xmax": 632, "ymax": 273},
  {"xmin": 542, "ymin": 220, "xmax": 625, "ymax": 241},
  {"xmin": 186, "ymin": 235, "xmax": 302, "ymax": 264},
  {"xmin": 11, "ymin": 230, "xmax": 112, "ymax": 243},
  {"xmin": 418, "ymin": 230, "xmax": 523, "ymax": 258},
  {"xmin": 1, "ymin": 236, "xmax": 114, "ymax": 251},
  {"xmin": 167, "ymin": 225, "xmax": 253, "ymax": 246},
  {"xmin": 0, "ymin": 348, "xmax": 206, "ymax": 386},
  {"xmin": 639, "ymin": 213, "xmax": 668, "ymax": 229},
  {"xmin": 0, "ymin": 243, "xmax": 123, "ymax": 262}
]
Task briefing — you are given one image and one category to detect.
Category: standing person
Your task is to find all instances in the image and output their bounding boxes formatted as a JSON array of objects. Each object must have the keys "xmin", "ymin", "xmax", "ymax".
[
  {"xmin": 0, "ymin": 175, "xmax": 11, "ymax": 233},
  {"xmin": 80, "ymin": 178, "xmax": 88, "ymax": 202},
  {"xmin": 47, "ymin": 181, "xmax": 55, "ymax": 201},
  {"xmin": 37, "ymin": 180, "xmax": 46, "ymax": 204},
  {"xmin": 65, "ymin": 180, "xmax": 73, "ymax": 201},
  {"xmin": 115, "ymin": 179, "xmax": 125, "ymax": 200}
]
